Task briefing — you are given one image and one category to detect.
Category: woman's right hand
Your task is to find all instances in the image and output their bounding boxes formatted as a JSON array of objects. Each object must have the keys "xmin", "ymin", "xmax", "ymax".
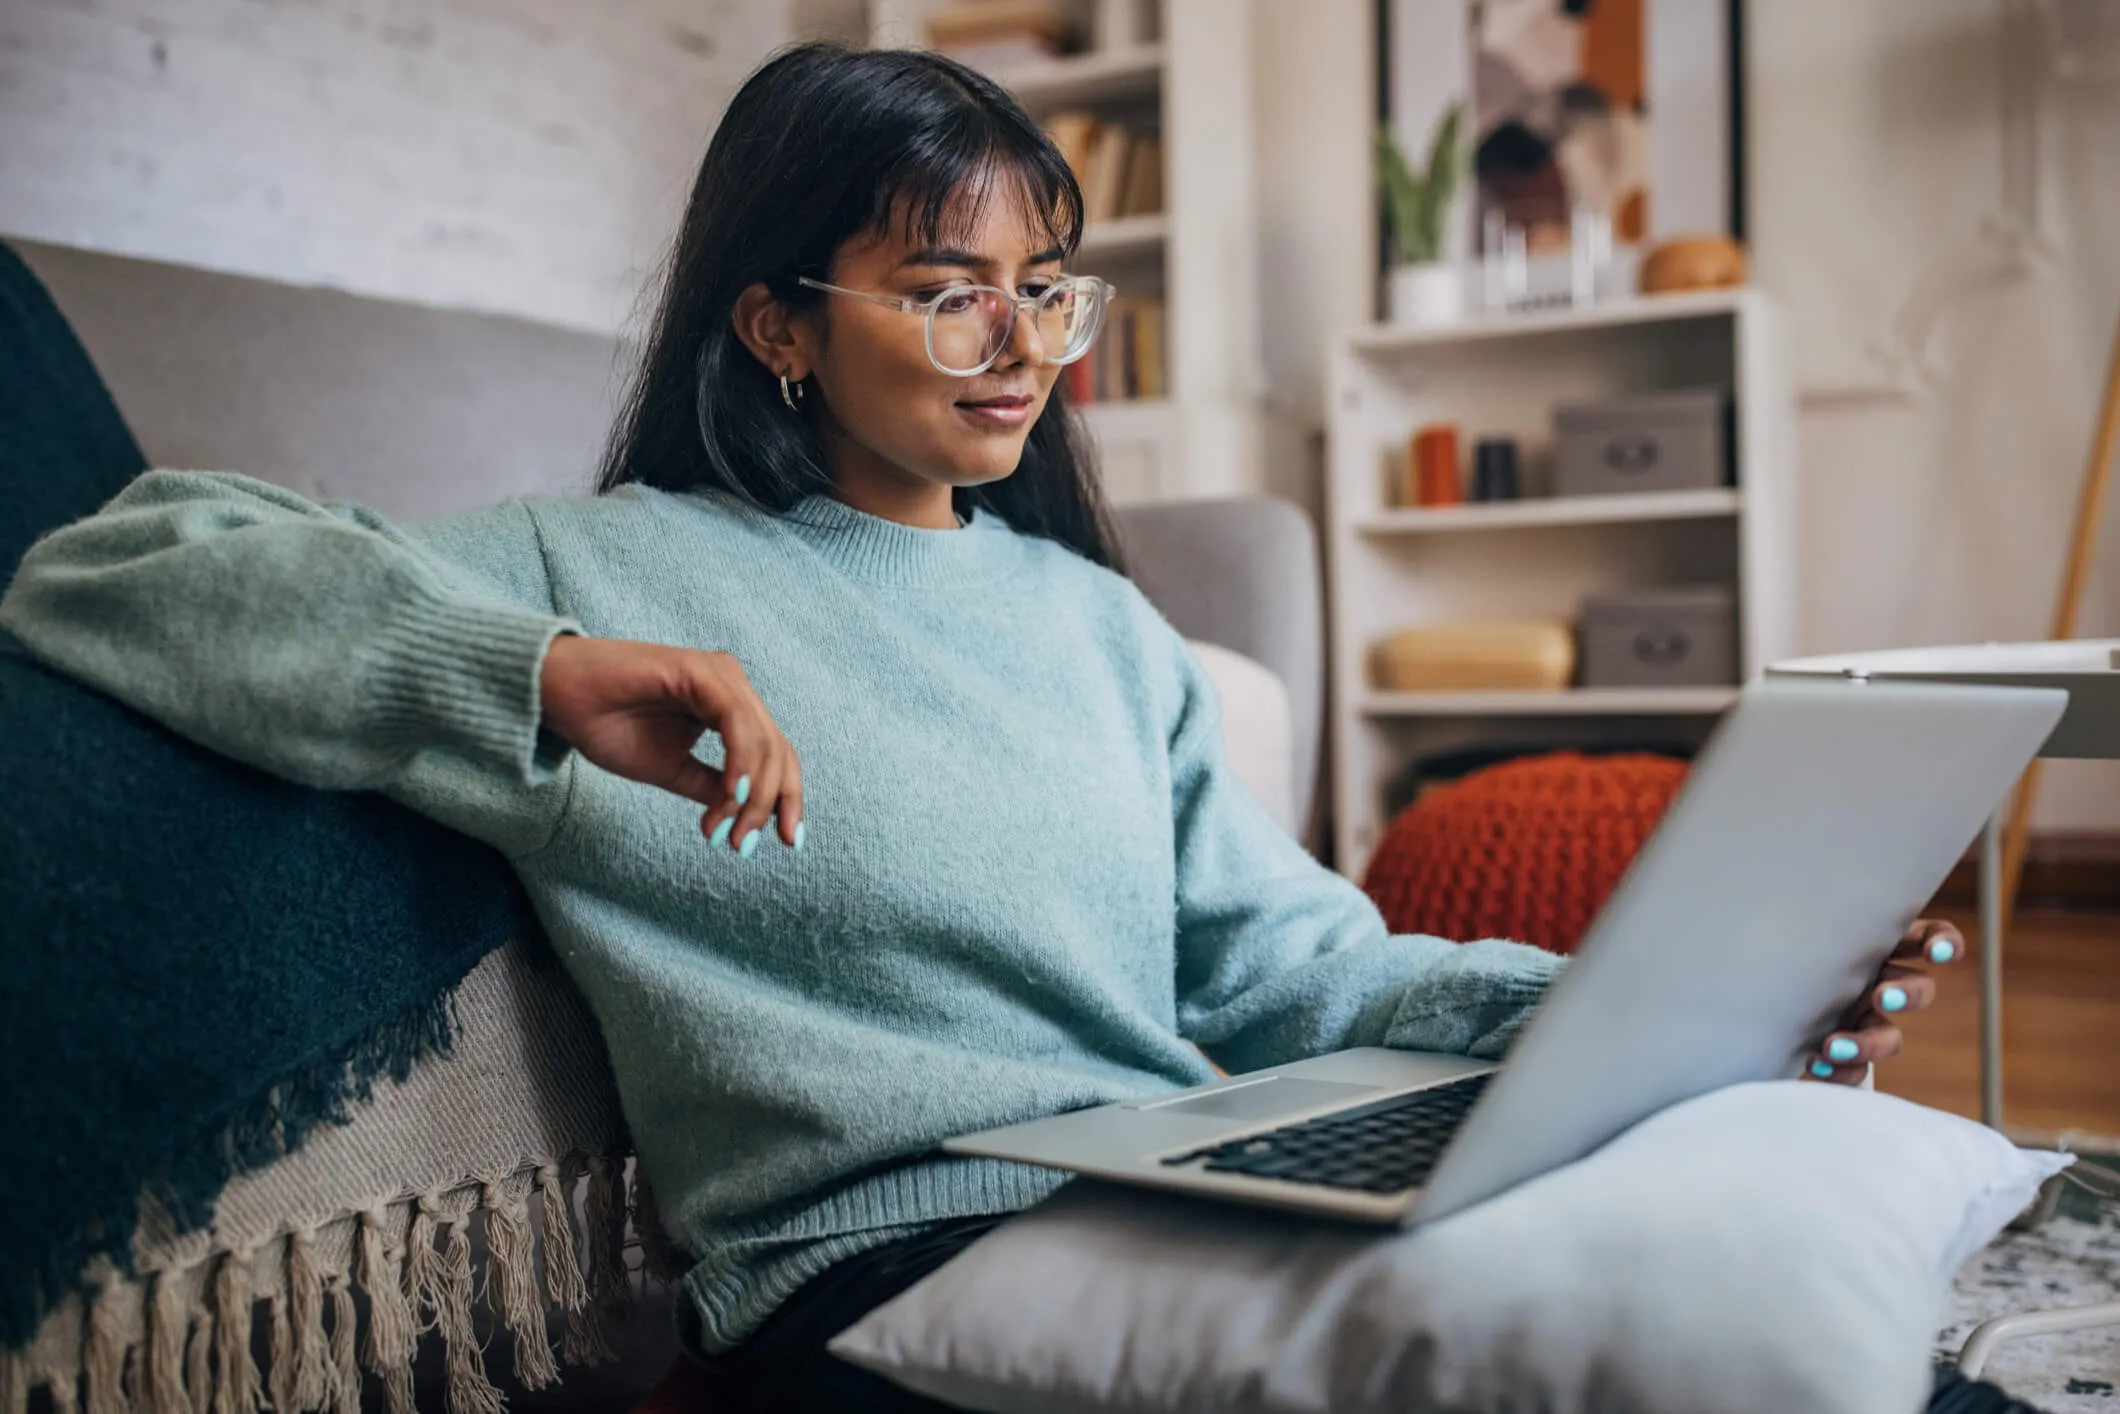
[{"xmin": 538, "ymin": 634, "xmax": 803, "ymax": 855}]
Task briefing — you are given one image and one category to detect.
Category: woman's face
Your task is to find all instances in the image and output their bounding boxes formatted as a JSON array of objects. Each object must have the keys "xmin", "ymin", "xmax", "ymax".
[{"xmin": 743, "ymin": 182, "xmax": 1069, "ymax": 511}]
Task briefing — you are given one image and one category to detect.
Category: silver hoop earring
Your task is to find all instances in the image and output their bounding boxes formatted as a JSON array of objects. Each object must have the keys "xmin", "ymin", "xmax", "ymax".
[{"xmin": 779, "ymin": 372, "xmax": 806, "ymax": 412}]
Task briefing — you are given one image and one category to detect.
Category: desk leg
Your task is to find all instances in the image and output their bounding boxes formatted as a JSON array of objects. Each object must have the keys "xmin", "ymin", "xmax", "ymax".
[{"xmin": 1980, "ymin": 807, "xmax": 2006, "ymax": 1130}]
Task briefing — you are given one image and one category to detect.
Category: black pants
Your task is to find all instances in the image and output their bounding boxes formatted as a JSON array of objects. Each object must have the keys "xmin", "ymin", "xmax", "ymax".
[
  {"xmin": 693, "ymin": 1216, "xmax": 1002, "ymax": 1413},
  {"xmin": 690, "ymin": 1221, "xmax": 2051, "ymax": 1414}
]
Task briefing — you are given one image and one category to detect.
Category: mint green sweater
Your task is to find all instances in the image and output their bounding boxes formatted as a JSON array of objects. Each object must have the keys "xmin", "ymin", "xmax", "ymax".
[{"xmin": 0, "ymin": 470, "xmax": 1562, "ymax": 1348}]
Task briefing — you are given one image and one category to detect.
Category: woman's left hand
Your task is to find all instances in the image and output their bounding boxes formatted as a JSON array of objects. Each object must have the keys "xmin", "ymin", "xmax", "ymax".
[{"xmin": 1806, "ymin": 919, "xmax": 1964, "ymax": 1085}]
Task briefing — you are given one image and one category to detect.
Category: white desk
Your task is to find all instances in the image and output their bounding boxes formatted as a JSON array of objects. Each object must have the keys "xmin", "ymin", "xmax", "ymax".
[{"xmin": 1769, "ymin": 638, "xmax": 2120, "ymax": 1128}]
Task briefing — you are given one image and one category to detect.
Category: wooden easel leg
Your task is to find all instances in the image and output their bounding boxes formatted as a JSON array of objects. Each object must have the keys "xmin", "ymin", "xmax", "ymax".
[{"xmin": 1998, "ymin": 311, "xmax": 2120, "ymax": 928}]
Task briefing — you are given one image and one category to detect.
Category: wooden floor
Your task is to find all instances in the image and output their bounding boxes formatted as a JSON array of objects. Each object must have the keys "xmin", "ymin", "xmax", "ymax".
[{"xmin": 1874, "ymin": 906, "xmax": 2120, "ymax": 1143}]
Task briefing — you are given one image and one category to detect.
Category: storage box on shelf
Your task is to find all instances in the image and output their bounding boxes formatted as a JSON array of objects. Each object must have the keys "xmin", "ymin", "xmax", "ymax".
[
  {"xmin": 1324, "ymin": 288, "xmax": 1796, "ymax": 879},
  {"xmin": 870, "ymin": 0, "xmax": 1274, "ymax": 505}
]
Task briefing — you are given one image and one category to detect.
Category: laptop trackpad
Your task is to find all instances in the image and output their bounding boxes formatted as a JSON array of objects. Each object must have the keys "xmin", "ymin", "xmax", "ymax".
[{"xmin": 1141, "ymin": 1076, "xmax": 1382, "ymax": 1122}]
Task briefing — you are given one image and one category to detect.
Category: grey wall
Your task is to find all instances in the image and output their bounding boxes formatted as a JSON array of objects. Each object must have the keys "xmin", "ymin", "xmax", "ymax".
[
  {"xmin": 0, "ymin": 0, "xmax": 788, "ymax": 335},
  {"xmin": 19, "ymin": 239, "xmax": 629, "ymax": 521}
]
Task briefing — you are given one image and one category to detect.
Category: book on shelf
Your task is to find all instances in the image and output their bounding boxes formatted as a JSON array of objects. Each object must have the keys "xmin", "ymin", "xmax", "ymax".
[
  {"xmin": 1066, "ymin": 294, "xmax": 1165, "ymax": 406},
  {"xmin": 1130, "ymin": 297, "xmax": 1163, "ymax": 400},
  {"xmin": 1039, "ymin": 111, "xmax": 1165, "ymax": 223},
  {"xmin": 1042, "ymin": 110, "xmax": 1099, "ymax": 186},
  {"xmin": 1082, "ymin": 123, "xmax": 1132, "ymax": 223},
  {"xmin": 1119, "ymin": 135, "xmax": 1162, "ymax": 220},
  {"xmin": 938, "ymin": 36, "xmax": 1067, "ymax": 69},
  {"xmin": 925, "ymin": 0, "xmax": 1076, "ymax": 66},
  {"xmin": 1063, "ymin": 354, "xmax": 1095, "ymax": 407}
]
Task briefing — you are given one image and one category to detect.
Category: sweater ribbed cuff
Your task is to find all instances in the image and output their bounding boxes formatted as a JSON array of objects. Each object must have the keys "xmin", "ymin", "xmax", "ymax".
[
  {"xmin": 366, "ymin": 587, "xmax": 578, "ymax": 785},
  {"xmin": 1384, "ymin": 941, "xmax": 1569, "ymax": 1062},
  {"xmin": 678, "ymin": 1157, "xmax": 1069, "ymax": 1352}
]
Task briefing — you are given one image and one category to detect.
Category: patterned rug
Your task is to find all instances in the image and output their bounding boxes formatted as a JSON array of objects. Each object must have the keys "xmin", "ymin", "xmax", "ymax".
[{"xmin": 1939, "ymin": 1157, "xmax": 2120, "ymax": 1411}]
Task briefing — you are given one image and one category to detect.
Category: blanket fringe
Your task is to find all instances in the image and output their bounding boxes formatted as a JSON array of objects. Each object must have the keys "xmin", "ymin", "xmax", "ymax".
[
  {"xmin": 537, "ymin": 1163, "xmax": 610, "ymax": 1368},
  {"xmin": 401, "ymin": 1197, "xmax": 444, "ymax": 1339},
  {"xmin": 357, "ymin": 1209, "xmax": 416, "ymax": 1414},
  {"xmin": 83, "ymin": 1274, "xmax": 130, "ymax": 1414},
  {"xmin": 582, "ymin": 1155, "xmax": 632, "ymax": 1317},
  {"xmin": 145, "ymin": 1270, "xmax": 193, "ymax": 1414},
  {"xmin": 10, "ymin": 1151, "xmax": 666, "ymax": 1414},
  {"xmin": 265, "ymin": 1290, "xmax": 292, "ymax": 1414},
  {"xmin": 434, "ymin": 1214, "xmax": 504, "ymax": 1414},
  {"xmin": 481, "ymin": 1180, "xmax": 556, "ymax": 1391},
  {"xmin": 182, "ymin": 1300, "xmax": 212, "ymax": 1414},
  {"xmin": 208, "ymin": 1253, "xmax": 258, "ymax": 1414},
  {"xmin": 286, "ymin": 1231, "xmax": 328, "ymax": 1412},
  {"xmin": 323, "ymin": 1281, "xmax": 358, "ymax": 1414},
  {"xmin": 1, "ymin": 1345, "xmax": 29, "ymax": 1414}
]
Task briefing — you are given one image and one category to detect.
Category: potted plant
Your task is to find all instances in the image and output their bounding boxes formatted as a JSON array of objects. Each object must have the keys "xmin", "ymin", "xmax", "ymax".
[{"xmin": 1378, "ymin": 102, "xmax": 1466, "ymax": 326}]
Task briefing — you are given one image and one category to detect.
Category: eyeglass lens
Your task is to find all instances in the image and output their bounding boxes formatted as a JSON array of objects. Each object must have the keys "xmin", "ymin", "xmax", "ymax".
[{"xmin": 928, "ymin": 283, "xmax": 1103, "ymax": 375}]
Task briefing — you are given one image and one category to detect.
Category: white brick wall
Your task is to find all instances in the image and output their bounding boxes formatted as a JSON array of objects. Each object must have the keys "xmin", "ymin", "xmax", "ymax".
[{"xmin": 0, "ymin": 0, "xmax": 790, "ymax": 334}]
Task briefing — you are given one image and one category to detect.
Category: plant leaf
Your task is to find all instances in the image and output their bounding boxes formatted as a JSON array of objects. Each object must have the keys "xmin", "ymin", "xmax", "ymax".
[{"xmin": 1376, "ymin": 126, "xmax": 1425, "ymax": 264}]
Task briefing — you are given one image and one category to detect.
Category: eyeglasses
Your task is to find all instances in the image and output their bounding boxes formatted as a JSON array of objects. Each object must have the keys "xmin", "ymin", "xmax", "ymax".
[{"xmin": 796, "ymin": 274, "xmax": 1112, "ymax": 377}]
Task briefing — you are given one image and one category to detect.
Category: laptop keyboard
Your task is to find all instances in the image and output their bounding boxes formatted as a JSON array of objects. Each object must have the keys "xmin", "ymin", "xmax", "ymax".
[{"xmin": 1158, "ymin": 1072, "xmax": 1492, "ymax": 1195}]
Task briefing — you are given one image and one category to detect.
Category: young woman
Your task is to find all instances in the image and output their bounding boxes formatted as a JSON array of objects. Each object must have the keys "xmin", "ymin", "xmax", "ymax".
[{"xmin": 1, "ymin": 42, "xmax": 1953, "ymax": 1413}]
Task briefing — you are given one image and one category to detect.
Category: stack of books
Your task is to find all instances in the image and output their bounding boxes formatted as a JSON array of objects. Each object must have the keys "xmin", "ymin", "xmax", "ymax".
[
  {"xmin": 924, "ymin": 1, "xmax": 1078, "ymax": 71},
  {"xmin": 1063, "ymin": 294, "xmax": 1164, "ymax": 406},
  {"xmin": 1041, "ymin": 111, "xmax": 1163, "ymax": 223}
]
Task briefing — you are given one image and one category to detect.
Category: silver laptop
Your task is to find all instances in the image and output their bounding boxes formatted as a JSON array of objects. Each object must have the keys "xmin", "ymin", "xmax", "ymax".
[{"xmin": 946, "ymin": 678, "xmax": 2066, "ymax": 1227}]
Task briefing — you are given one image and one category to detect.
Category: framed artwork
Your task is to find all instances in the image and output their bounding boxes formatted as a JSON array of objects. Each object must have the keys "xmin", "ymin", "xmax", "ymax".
[{"xmin": 1380, "ymin": 0, "xmax": 1742, "ymax": 270}]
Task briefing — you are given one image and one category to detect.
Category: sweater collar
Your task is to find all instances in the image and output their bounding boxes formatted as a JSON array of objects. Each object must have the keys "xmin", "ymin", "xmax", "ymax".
[{"xmin": 777, "ymin": 493, "xmax": 1023, "ymax": 589}]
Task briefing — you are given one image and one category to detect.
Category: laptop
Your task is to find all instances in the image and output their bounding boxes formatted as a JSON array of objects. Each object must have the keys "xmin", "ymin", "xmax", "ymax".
[{"xmin": 946, "ymin": 677, "xmax": 2066, "ymax": 1227}]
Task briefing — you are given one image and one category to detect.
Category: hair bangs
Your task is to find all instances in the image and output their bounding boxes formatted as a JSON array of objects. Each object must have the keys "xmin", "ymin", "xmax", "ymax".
[{"xmin": 866, "ymin": 119, "xmax": 1084, "ymax": 261}]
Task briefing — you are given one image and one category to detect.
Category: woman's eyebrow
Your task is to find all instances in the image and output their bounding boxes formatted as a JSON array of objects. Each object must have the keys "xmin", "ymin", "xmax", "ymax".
[
  {"xmin": 898, "ymin": 247, "xmax": 985, "ymax": 270},
  {"xmin": 896, "ymin": 244, "xmax": 1068, "ymax": 271}
]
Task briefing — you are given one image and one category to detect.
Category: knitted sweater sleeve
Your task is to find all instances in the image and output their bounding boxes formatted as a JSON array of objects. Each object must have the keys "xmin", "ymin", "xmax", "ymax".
[
  {"xmin": 0, "ymin": 469, "xmax": 579, "ymax": 859},
  {"xmin": 1160, "ymin": 629, "xmax": 1565, "ymax": 1075}
]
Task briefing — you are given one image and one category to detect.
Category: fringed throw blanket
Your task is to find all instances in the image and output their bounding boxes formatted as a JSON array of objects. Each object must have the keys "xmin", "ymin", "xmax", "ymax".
[
  {"xmin": 0, "ymin": 237, "xmax": 661, "ymax": 1413},
  {"xmin": 0, "ymin": 635, "xmax": 529, "ymax": 1335},
  {"xmin": 0, "ymin": 635, "xmax": 678, "ymax": 1414},
  {"xmin": 0, "ymin": 937, "xmax": 674, "ymax": 1414}
]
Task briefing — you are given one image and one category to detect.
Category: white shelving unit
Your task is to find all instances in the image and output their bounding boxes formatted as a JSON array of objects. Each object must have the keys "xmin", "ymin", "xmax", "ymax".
[
  {"xmin": 868, "ymin": 0, "xmax": 1273, "ymax": 504},
  {"xmin": 1356, "ymin": 487, "xmax": 1742, "ymax": 536},
  {"xmin": 1324, "ymin": 288, "xmax": 1798, "ymax": 879},
  {"xmin": 1361, "ymin": 687, "xmax": 1743, "ymax": 718}
]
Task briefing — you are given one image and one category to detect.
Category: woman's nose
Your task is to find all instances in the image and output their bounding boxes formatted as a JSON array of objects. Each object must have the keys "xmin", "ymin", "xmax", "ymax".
[{"xmin": 993, "ymin": 301, "xmax": 1049, "ymax": 369}]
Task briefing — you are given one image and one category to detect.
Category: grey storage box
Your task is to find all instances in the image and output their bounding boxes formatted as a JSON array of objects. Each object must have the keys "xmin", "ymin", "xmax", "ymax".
[
  {"xmin": 1578, "ymin": 584, "xmax": 1738, "ymax": 688},
  {"xmin": 1553, "ymin": 387, "xmax": 1729, "ymax": 497}
]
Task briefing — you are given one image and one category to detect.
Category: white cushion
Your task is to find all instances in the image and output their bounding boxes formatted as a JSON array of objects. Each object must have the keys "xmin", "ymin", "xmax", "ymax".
[
  {"xmin": 1186, "ymin": 640, "xmax": 1296, "ymax": 836},
  {"xmin": 831, "ymin": 1082, "xmax": 2068, "ymax": 1414}
]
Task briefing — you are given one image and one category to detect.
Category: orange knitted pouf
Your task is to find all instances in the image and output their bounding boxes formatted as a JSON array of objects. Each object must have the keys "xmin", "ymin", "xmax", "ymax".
[{"xmin": 1361, "ymin": 751, "xmax": 1690, "ymax": 956}]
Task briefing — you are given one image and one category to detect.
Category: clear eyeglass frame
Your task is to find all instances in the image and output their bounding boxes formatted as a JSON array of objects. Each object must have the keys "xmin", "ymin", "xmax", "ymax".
[{"xmin": 796, "ymin": 274, "xmax": 1113, "ymax": 377}]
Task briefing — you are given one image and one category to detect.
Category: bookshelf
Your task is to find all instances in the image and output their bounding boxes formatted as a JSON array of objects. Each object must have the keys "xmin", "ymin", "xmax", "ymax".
[
  {"xmin": 870, "ymin": 0, "xmax": 1274, "ymax": 505},
  {"xmin": 1324, "ymin": 288, "xmax": 1798, "ymax": 880}
]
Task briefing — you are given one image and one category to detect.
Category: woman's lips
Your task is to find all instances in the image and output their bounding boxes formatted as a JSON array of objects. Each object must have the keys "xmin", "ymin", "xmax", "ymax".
[{"xmin": 955, "ymin": 393, "xmax": 1035, "ymax": 429}]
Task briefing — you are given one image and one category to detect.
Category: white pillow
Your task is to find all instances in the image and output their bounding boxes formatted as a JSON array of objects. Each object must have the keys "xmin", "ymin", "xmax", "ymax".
[
  {"xmin": 832, "ymin": 1082, "xmax": 2067, "ymax": 1414},
  {"xmin": 1185, "ymin": 640, "xmax": 1296, "ymax": 835}
]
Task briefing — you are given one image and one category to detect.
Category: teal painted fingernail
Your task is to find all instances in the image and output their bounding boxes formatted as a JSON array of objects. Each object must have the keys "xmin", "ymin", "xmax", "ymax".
[
  {"xmin": 738, "ymin": 829, "xmax": 759, "ymax": 859},
  {"xmin": 1828, "ymin": 1038, "xmax": 1860, "ymax": 1064},
  {"xmin": 708, "ymin": 817, "xmax": 733, "ymax": 848},
  {"xmin": 1929, "ymin": 939, "xmax": 1956, "ymax": 964},
  {"xmin": 734, "ymin": 775, "xmax": 751, "ymax": 806},
  {"xmin": 1811, "ymin": 1060, "xmax": 1836, "ymax": 1079},
  {"xmin": 792, "ymin": 821, "xmax": 806, "ymax": 852},
  {"xmin": 1880, "ymin": 985, "xmax": 1908, "ymax": 1013}
]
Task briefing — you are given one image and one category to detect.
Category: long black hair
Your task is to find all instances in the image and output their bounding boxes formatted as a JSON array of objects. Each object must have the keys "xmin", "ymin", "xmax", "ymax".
[{"xmin": 596, "ymin": 42, "xmax": 1126, "ymax": 573}]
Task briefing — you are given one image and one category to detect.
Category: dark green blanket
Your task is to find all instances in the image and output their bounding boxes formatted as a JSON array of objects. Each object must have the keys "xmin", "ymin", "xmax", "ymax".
[{"xmin": 0, "ymin": 241, "xmax": 530, "ymax": 1344}]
